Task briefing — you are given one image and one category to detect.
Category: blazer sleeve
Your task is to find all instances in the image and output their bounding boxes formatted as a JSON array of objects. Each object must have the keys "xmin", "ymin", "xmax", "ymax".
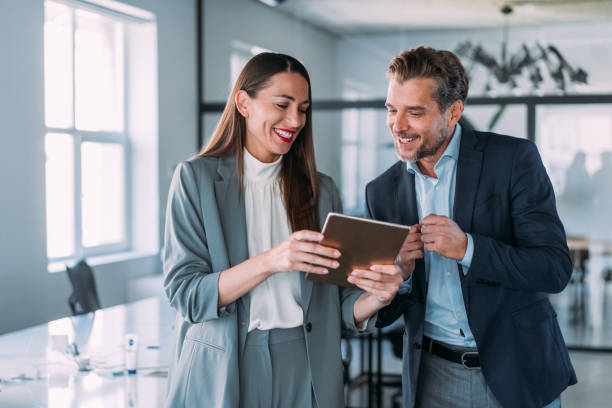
[
  {"xmin": 465, "ymin": 140, "xmax": 572, "ymax": 293},
  {"xmin": 162, "ymin": 161, "xmax": 232, "ymax": 324}
]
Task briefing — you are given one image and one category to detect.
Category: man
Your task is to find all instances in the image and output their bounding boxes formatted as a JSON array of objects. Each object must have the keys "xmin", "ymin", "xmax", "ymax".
[{"xmin": 350, "ymin": 46, "xmax": 577, "ymax": 407}]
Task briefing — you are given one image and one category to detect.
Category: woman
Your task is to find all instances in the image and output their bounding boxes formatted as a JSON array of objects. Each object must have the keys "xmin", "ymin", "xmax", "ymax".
[{"xmin": 162, "ymin": 52, "xmax": 402, "ymax": 408}]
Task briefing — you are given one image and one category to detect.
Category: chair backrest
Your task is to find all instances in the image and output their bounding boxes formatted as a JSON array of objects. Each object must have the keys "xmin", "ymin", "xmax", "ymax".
[{"xmin": 66, "ymin": 259, "xmax": 101, "ymax": 315}]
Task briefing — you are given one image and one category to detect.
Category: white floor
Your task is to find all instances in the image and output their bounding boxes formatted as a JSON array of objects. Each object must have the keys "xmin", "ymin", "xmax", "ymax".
[
  {"xmin": 345, "ymin": 340, "xmax": 612, "ymax": 407},
  {"xmin": 562, "ymin": 351, "xmax": 612, "ymax": 407}
]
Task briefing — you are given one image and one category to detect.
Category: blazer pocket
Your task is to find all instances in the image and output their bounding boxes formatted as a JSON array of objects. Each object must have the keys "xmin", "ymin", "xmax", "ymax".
[
  {"xmin": 185, "ymin": 321, "xmax": 227, "ymax": 352},
  {"xmin": 512, "ymin": 299, "xmax": 555, "ymax": 329},
  {"xmin": 183, "ymin": 336, "xmax": 231, "ymax": 407},
  {"xmin": 185, "ymin": 336, "xmax": 226, "ymax": 352}
]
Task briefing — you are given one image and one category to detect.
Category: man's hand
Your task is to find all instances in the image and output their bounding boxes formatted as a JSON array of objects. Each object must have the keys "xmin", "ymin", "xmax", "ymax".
[
  {"xmin": 420, "ymin": 214, "xmax": 467, "ymax": 260},
  {"xmin": 395, "ymin": 224, "xmax": 424, "ymax": 280}
]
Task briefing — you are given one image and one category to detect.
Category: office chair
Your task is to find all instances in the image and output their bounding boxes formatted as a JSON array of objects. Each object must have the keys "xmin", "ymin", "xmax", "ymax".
[
  {"xmin": 343, "ymin": 323, "xmax": 404, "ymax": 408},
  {"xmin": 66, "ymin": 259, "xmax": 101, "ymax": 315},
  {"xmin": 376, "ymin": 324, "xmax": 404, "ymax": 408}
]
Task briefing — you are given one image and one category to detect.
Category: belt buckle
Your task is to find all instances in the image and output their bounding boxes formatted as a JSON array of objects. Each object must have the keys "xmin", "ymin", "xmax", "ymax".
[{"xmin": 460, "ymin": 351, "xmax": 479, "ymax": 369}]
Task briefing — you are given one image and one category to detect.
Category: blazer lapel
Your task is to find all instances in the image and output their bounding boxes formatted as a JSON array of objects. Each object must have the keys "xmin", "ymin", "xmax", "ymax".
[
  {"xmin": 453, "ymin": 129, "xmax": 483, "ymax": 300},
  {"xmin": 301, "ymin": 266, "xmax": 314, "ymax": 316},
  {"xmin": 214, "ymin": 155, "xmax": 249, "ymax": 268},
  {"xmin": 213, "ymin": 156, "xmax": 251, "ymax": 354},
  {"xmin": 397, "ymin": 168, "xmax": 427, "ymax": 294},
  {"xmin": 453, "ymin": 129, "xmax": 483, "ymax": 236},
  {"xmin": 301, "ymin": 193, "xmax": 334, "ymax": 316},
  {"xmin": 397, "ymin": 169, "xmax": 419, "ymax": 227},
  {"xmin": 396, "ymin": 166, "xmax": 428, "ymax": 286}
]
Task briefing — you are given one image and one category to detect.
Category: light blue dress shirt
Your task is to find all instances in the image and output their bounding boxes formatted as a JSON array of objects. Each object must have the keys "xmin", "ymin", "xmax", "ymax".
[{"xmin": 401, "ymin": 124, "xmax": 476, "ymax": 347}]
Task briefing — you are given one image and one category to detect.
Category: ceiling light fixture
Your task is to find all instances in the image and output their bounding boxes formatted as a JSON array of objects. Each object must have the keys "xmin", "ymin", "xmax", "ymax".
[
  {"xmin": 255, "ymin": 0, "xmax": 287, "ymax": 7},
  {"xmin": 455, "ymin": 4, "xmax": 588, "ymax": 94}
]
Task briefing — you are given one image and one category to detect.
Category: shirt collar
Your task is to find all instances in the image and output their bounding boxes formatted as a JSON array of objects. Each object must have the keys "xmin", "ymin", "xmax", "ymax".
[
  {"xmin": 243, "ymin": 147, "xmax": 282, "ymax": 183},
  {"xmin": 406, "ymin": 123, "xmax": 462, "ymax": 175}
]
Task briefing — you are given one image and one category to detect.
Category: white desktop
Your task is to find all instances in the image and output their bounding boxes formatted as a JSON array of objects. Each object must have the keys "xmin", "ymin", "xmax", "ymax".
[{"xmin": 0, "ymin": 297, "xmax": 175, "ymax": 408}]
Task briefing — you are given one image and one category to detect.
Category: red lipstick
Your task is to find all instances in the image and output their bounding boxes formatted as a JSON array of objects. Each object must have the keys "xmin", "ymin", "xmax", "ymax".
[{"xmin": 274, "ymin": 128, "xmax": 295, "ymax": 143}]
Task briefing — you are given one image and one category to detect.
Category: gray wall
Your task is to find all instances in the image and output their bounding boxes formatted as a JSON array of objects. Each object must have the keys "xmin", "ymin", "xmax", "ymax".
[
  {"xmin": 202, "ymin": 0, "xmax": 342, "ymax": 182},
  {"xmin": 0, "ymin": 0, "xmax": 197, "ymax": 334}
]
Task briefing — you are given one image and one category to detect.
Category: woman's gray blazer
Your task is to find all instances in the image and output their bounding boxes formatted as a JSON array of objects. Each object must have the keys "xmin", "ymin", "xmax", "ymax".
[{"xmin": 162, "ymin": 155, "xmax": 370, "ymax": 408}]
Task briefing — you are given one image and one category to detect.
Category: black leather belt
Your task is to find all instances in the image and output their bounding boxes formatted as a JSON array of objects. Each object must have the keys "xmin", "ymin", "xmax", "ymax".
[{"xmin": 422, "ymin": 336, "xmax": 480, "ymax": 369}]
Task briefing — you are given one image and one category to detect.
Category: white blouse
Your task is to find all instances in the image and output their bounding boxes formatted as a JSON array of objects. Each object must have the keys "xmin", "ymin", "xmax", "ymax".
[{"xmin": 243, "ymin": 149, "xmax": 304, "ymax": 332}]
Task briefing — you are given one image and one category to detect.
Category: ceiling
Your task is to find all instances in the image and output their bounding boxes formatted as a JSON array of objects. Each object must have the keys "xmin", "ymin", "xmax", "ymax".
[{"xmin": 271, "ymin": 0, "xmax": 612, "ymax": 35}]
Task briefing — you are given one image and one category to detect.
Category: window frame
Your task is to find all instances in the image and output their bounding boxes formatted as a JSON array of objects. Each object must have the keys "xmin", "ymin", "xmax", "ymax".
[{"xmin": 44, "ymin": 0, "xmax": 132, "ymax": 263}]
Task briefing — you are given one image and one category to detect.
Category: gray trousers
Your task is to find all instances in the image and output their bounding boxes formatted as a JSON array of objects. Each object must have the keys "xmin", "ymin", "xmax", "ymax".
[
  {"xmin": 416, "ymin": 347, "xmax": 562, "ymax": 408},
  {"xmin": 239, "ymin": 326, "xmax": 317, "ymax": 408}
]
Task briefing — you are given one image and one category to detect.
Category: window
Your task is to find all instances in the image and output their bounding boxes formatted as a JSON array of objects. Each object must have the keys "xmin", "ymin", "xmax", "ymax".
[
  {"xmin": 229, "ymin": 40, "xmax": 272, "ymax": 92},
  {"xmin": 537, "ymin": 104, "xmax": 612, "ymax": 241},
  {"xmin": 339, "ymin": 88, "xmax": 382, "ymax": 216},
  {"xmin": 341, "ymin": 108, "xmax": 379, "ymax": 215},
  {"xmin": 462, "ymin": 105, "xmax": 528, "ymax": 139},
  {"xmin": 44, "ymin": 0, "xmax": 157, "ymax": 264}
]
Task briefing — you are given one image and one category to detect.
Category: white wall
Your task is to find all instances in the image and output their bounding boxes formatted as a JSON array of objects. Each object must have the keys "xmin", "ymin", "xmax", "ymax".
[
  {"xmin": 123, "ymin": 0, "xmax": 198, "ymax": 251},
  {"xmin": 0, "ymin": 0, "xmax": 197, "ymax": 334},
  {"xmin": 202, "ymin": 0, "xmax": 342, "ymax": 181}
]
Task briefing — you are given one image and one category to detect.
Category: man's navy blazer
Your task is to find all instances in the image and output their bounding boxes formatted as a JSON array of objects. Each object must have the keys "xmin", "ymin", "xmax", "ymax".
[{"xmin": 366, "ymin": 129, "xmax": 577, "ymax": 408}]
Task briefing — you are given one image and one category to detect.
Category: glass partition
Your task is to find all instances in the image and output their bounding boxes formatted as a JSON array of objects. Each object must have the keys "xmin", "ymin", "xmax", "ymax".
[
  {"xmin": 463, "ymin": 104, "xmax": 528, "ymax": 139},
  {"xmin": 537, "ymin": 104, "xmax": 612, "ymax": 348}
]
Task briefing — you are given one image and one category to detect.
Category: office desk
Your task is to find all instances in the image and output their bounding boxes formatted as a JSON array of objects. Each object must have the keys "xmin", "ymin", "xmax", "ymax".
[{"xmin": 0, "ymin": 297, "xmax": 175, "ymax": 408}]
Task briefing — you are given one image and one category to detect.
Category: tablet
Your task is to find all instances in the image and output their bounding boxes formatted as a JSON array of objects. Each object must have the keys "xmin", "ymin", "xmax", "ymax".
[{"xmin": 306, "ymin": 212, "xmax": 411, "ymax": 288}]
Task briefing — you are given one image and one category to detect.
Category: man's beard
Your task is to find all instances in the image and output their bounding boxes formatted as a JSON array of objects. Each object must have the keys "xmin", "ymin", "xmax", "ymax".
[{"xmin": 395, "ymin": 129, "xmax": 448, "ymax": 162}]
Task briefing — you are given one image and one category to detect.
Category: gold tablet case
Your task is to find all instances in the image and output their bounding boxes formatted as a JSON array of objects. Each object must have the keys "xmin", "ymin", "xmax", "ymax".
[{"xmin": 307, "ymin": 213, "xmax": 411, "ymax": 287}]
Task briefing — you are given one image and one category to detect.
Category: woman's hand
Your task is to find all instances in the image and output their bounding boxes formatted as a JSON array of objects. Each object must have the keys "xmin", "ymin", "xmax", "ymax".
[
  {"xmin": 349, "ymin": 225, "xmax": 422, "ymax": 321},
  {"xmin": 348, "ymin": 264, "xmax": 403, "ymax": 306},
  {"xmin": 351, "ymin": 264, "xmax": 403, "ymax": 324},
  {"xmin": 219, "ymin": 230, "xmax": 339, "ymax": 308},
  {"xmin": 260, "ymin": 230, "xmax": 341, "ymax": 276}
]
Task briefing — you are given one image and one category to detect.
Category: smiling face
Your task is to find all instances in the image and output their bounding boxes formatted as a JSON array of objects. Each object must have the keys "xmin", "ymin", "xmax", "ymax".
[
  {"xmin": 237, "ymin": 72, "xmax": 310, "ymax": 163},
  {"xmin": 385, "ymin": 77, "xmax": 462, "ymax": 173}
]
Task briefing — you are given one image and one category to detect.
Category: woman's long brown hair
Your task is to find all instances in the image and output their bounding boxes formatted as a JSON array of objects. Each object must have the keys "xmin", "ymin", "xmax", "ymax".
[{"xmin": 199, "ymin": 53, "xmax": 318, "ymax": 232}]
